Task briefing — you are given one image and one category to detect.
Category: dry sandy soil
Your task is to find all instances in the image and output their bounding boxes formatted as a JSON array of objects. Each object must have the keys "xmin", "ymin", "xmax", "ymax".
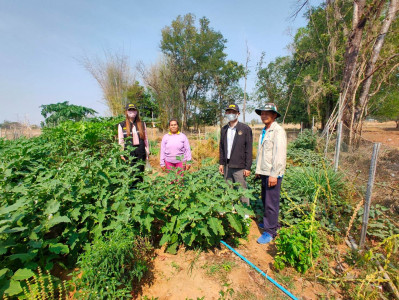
[{"xmin": 136, "ymin": 220, "xmax": 332, "ymax": 300}]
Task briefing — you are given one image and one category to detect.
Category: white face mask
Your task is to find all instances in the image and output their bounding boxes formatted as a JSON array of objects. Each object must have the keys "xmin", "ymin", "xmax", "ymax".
[
  {"xmin": 226, "ymin": 113, "xmax": 238, "ymax": 122},
  {"xmin": 127, "ymin": 110, "xmax": 137, "ymax": 119}
]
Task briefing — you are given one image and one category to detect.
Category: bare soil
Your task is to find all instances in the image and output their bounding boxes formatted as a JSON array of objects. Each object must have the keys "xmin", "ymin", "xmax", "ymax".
[
  {"xmin": 136, "ymin": 220, "xmax": 335, "ymax": 300},
  {"xmin": 361, "ymin": 121, "xmax": 399, "ymax": 148}
]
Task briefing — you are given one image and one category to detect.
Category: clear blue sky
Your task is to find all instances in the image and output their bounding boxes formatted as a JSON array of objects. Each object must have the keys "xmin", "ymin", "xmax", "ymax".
[{"xmin": 0, "ymin": 0, "xmax": 322, "ymax": 125}]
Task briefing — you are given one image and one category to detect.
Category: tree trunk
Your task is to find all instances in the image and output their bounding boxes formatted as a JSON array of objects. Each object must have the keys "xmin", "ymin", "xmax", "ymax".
[
  {"xmin": 341, "ymin": 0, "xmax": 366, "ymax": 129},
  {"xmin": 354, "ymin": 0, "xmax": 398, "ymax": 136},
  {"xmin": 181, "ymin": 87, "xmax": 188, "ymax": 130}
]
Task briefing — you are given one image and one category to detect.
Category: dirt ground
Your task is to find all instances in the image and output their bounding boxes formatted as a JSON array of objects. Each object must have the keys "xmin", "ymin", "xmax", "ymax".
[
  {"xmin": 361, "ymin": 121, "xmax": 399, "ymax": 148},
  {"xmin": 137, "ymin": 219, "xmax": 332, "ymax": 300}
]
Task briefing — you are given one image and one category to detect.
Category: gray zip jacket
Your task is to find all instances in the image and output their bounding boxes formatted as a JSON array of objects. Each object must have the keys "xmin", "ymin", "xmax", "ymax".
[{"xmin": 255, "ymin": 121, "xmax": 287, "ymax": 177}]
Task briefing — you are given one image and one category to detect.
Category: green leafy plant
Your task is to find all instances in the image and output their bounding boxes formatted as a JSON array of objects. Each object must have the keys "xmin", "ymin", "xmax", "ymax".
[
  {"xmin": 74, "ymin": 228, "xmax": 153, "ymax": 299},
  {"xmin": 131, "ymin": 166, "xmax": 253, "ymax": 253},
  {"xmin": 274, "ymin": 218, "xmax": 323, "ymax": 273},
  {"xmin": 356, "ymin": 204, "xmax": 399, "ymax": 240},
  {"xmin": 288, "ymin": 129, "xmax": 317, "ymax": 151},
  {"xmin": 40, "ymin": 101, "xmax": 97, "ymax": 127}
]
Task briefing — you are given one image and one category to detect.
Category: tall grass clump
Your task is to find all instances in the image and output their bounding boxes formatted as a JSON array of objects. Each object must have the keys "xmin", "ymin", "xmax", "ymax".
[{"xmin": 280, "ymin": 165, "xmax": 348, "ymax": 229}]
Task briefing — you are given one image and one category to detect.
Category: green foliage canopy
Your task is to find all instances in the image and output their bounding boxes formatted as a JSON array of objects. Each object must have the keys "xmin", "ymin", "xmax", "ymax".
[{"xmin": 40, "ymin": 101, "xmax": 97, "ymax": 127}]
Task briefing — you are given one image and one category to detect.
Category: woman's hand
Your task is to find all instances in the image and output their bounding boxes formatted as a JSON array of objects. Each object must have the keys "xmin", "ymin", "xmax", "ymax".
[
  {"xmin": 161, "ymin": 166, "xmax": 166, "ymax": 171},
  {"xmin": 184, "ymin": 164, "xmax": 191, "ymax": 171},
  {"xmin": 120, "ymin": 155, "xmax": 126, "ymax": 161}
]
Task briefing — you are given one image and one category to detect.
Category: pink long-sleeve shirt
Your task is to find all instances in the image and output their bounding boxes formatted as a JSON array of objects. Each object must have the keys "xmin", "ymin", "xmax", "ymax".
[{"xmin": 160, "ymin": 132, "xmax": 192, "ymax": 166}]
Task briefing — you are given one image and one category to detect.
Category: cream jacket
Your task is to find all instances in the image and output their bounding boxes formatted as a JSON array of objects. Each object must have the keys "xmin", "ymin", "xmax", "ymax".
[{"xmin": 255, "ymin": 121, "xmax": 287, "ymax": 177}]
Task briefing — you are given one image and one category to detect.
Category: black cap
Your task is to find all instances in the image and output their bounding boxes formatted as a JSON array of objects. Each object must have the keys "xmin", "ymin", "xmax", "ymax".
[
  {"xmin": 255, "ymin": 103, "xmax": 281, "ymax": 118},
  {"xmin": 125, "ymin": 103, "xmax": 137, "ymax": 110},
  {"xmin": 225, "ymin": 103, "xmax": 240, "ymax": 112}
]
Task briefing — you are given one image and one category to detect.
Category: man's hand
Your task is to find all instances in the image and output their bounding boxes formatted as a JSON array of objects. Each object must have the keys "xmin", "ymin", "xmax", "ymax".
[
  {"xmin": 243, "ymin": 170, "xmax": 251, "ymax": 177},
  {"xmin": 255, "ymin": 174, "xmax": 260, "ymax": 179},
  {"xmin": 268, "ymin": 176, "xmax": 278, "ymax": 187},
  {"xmin": 120, "ymin": 155, "xmax": 126, "ymax": 162},
  {"xmin": 219, "ymin": 165, "xmax": 224, "ymax": 175}
]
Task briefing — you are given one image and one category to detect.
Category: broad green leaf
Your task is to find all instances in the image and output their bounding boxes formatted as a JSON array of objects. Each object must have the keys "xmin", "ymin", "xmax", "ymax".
[
  {"xmin": 227, "ymin": 214, "xmax": 242, "ymax": 234},
  {"xmin": 44, "ymin": 199, "xmax": 60, "ymax": 215},
  {"xmin": 0, "ymin": 268, "xmax": 9, "ymax": 280},
  {"xmin": 159, "ymin": 234, "xmax": 170, "ymax": 246},
  {"xmin": 11, "ymin": 268, "xmax": 35, "ymax": 281},
  {"xmin": 4, "ymin": 279, "xmax": 23, "ymax": 296},
  {"xmin": 2, "ymin": 227, "xmax": 27, "ymax": 234},
  {"xmin": 198, "ymin": 224, "xmax": 211, "ymax": 237},
  {"xmin": 47, "ymin": 215, "xmax": 71, "ymax": 228},
  {"xmin": 143, "ymin": 215, "xmax": 154, "ymax": 232},
  {"xmin": 49, "ymin": 243, "xmax": 69, "ymax": 254},
  {"xmin": 0, "ymin": 199, "xmax": 27, "ymax": 215},
  {"xmin": 208, "ymin": 217, "xmax": 223, "ymax": 235},
  {"xmin": 166, "ymin": 242, "xmax": 178, "ymax": 255},
  {"xmin": 9, "ymin": 252, "xmax": 37, "ymax": 262}
]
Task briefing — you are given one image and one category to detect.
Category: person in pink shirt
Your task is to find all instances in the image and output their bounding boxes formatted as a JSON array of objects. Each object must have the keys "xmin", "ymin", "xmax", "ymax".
[{"xmin": 160, "ymin": 119, "xmax": 192, "ymax": 172}]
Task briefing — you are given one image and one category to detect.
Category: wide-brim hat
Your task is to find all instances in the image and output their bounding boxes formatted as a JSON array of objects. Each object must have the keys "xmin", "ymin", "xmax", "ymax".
[
  {"xmin": 125, "ymin": 103, "xmax": 137, "ymax": 110},
  {"xmin": 225, "ymin": 103, "xmax": 240, "ymax": 112},
  {"xmin": 255, "ymin": 103, "xmax": 281, "ymax": 118}
]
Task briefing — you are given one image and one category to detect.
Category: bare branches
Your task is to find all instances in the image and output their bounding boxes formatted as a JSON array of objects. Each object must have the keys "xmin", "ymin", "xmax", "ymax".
[{"xmin": 79, "ymin": 50, "xmax": 134, "ymax": 116}]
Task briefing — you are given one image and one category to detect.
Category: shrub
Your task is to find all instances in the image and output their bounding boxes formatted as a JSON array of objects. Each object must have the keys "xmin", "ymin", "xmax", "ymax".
[
  {"xmin": 289, "ymin": 129, "xmax": 317, "ymax": 150},
  {"xmin": 274, "ymin": 218, "xmax": 323, "ymax": 273},
  {"xmin": 74, "ymin": 228, "xmax": 153, "ymax": 299},
  {"xmin": 133, "ymin": 165, "xmax": 254, "ymax": 253}
]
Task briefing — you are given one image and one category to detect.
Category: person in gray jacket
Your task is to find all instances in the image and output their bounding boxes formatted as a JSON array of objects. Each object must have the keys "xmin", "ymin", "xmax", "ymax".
[
  {"xmin": 219, "ymin": 104, "xmax": 253, "ymax": 205},
  {"xmin": 255, "ymin": 103, "xmax": 287, "ymax": 244}
]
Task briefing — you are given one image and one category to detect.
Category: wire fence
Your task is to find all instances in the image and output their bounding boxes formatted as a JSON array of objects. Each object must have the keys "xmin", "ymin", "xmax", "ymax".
[
  {"xmin": 324, "ymin": 122, "xmax": 398, "ymax": 207},
  {"xmin": 322, "ymin": 121, "xmax": 399, "ymax": 248}
]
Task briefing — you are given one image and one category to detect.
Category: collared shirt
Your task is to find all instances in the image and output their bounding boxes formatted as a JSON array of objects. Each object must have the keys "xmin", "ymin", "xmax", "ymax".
[
  {"xmin": 261, "ymin": 127, "xmax": 267, "ymax": 144},
  {"xmin": 226, "ymin": 125, "xmax": 236, "ymax": 159}
]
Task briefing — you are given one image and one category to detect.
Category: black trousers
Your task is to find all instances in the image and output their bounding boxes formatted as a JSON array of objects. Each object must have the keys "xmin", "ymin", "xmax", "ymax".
[
  {"xmin": 261, "ymin": 175, "xmax": 282, "ymax": 238},
  {"xmin": 128, "ymin": 144, "xmax": 146, "ymax": 185}
]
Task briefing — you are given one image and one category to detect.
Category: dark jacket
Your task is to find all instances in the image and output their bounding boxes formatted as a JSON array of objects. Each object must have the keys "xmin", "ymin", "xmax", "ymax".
[{"xmin": 219, "ymin": 121, "xmax": 253, "ymax": 170}]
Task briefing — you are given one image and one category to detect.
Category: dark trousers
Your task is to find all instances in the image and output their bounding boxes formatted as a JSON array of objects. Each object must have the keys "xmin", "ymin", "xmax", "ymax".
[
  {"xmin": 224, "ymin": 165, "xmax": 249, "ymax": 205},
  {"xmin": 261, "ymin": 175, "xmax": 282, "ymax": 238}
]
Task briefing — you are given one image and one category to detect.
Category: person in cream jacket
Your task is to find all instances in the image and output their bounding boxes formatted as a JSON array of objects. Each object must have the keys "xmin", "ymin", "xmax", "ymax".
[{"xmin": 255, "ymin": 103, "xmax": 287, "ymax": 244}]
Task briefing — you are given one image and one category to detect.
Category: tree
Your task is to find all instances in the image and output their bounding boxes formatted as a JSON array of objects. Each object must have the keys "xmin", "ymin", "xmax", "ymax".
[
  {"xmin": 160, "ymin": 13, "xmax": 227, "ymax": 129},
  {"xmin": 212, "ymin": 60, "xmax": 245, "ymax": 128},
  {"xmin": 257, "ymin": 0, "xmax": 399, "ymax": 135},
  {"xmin": 137, "ymin": 58, "xmax": 182, "ymax": 129},
  {"xmin": 338, "ymin": 0, "xmax": 399, "ymax": 143},
  {"xmin": 40, "ymin": 101, "xmax": 97, "ymax": 127},
  {"xmin": 80, "ymin": 50, "xmax": 134, "ymax": 116},
  {"xmin": 126, "ymin": 81, "xmax": 159, "ymax": 121}
]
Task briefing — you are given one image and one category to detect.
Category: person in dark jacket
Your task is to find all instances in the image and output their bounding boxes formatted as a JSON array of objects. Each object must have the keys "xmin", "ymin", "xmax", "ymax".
[
  {"xmin": 118, "ymin": 103, "xmax": 149, "ymax": 184},
  {"xmin": 219, "ymin": 104, "xmax": 253, "ymax": 205}
]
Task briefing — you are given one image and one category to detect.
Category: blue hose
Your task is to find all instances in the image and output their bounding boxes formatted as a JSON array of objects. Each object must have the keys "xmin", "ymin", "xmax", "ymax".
[{"xmin": 220, "ymin": 240, "xmax": 298, "ymax": 300}]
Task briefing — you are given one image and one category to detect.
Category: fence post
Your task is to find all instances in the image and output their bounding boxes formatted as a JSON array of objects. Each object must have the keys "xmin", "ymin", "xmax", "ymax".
[
  {"xmin": 312, "ymin": 116, "xmax": 315, "ymax": 133},
  {"xmin": 359, "ymin": 143, "xmax": 381, "ymax": 249},
  {"xmin": 300, "ymin": 122, "xmax": 303, "ymax": 134},
  {"xmin": 333, "ymin": 121, "xmax": 343, "ymax": 172},
  {"xmin": 324, "ymin": 129, "xmax": 329, "ymax": 158}
]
